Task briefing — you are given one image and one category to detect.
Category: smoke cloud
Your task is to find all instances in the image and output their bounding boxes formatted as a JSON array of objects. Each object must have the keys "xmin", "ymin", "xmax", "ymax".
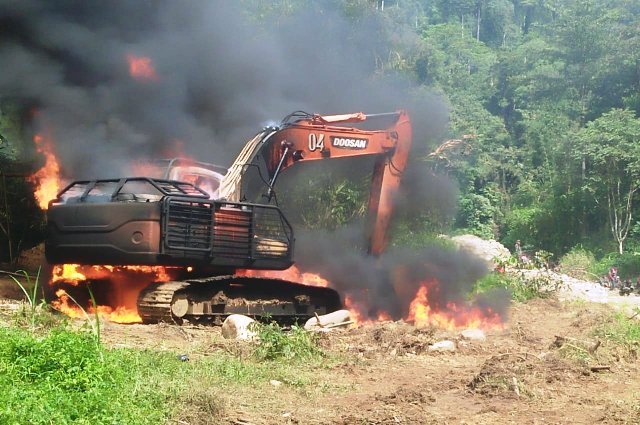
[
  {"xmin": 295, "ymin": 226, "xmax": 510, "ymax": 322},
  {"xmin": 0, "ymin": 1, "xmax": 446, "ymax": 178}
]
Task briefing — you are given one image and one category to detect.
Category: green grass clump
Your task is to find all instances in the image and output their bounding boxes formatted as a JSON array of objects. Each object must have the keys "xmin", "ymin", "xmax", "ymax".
[
  {"xmin": 0, "ymin": 321, "xmax": 330, "ymax": 424},
  {"xmin": 253, "ymin": 322, "xmax": 324, "ymax": 362},
  {"xmin": 474, "ymin": 272, "xmax": 551, "ymax": 302},
  {"xmin": 0, "ymin": 326, "xmax": 174, "ymax": 425},
  {"xmin": 557, "ymin": 311, "xmax": 640, "ymax": 366}
]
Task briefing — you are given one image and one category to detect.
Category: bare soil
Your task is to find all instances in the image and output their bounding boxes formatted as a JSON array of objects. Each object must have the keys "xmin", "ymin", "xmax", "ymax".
[{"xmin": 2, "ymin": 265, "xmax": 640, "ymax": 424}]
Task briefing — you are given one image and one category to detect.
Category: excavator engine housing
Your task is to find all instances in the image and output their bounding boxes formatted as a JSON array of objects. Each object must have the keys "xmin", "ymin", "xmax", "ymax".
[{"xmin": 46, "ymin": 177, "xmax": 294, "ymax": 270}]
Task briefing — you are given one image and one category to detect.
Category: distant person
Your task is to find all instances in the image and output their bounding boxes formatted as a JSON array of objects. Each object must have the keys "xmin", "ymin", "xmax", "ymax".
[
  {"xmin": 620, "ymin": 278, "xmax": 634, "ymax": 296},
  {"xmin": 515, "ymin": 240, "xmax": 523, "ymax": 259},
  {"xmin": 608, "ymin": 267, "xmax": 619, "ymax": 289}
]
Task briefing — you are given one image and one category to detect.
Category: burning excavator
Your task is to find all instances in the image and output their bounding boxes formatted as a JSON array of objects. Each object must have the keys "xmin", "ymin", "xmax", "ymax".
[{"xmin": 45, "ymin": 110, "xmax": 412, "ymax": 324}]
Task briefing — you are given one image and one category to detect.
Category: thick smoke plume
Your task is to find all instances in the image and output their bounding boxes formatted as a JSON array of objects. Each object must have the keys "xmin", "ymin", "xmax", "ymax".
[
  {"xmin": 295, "ymin": 226, "xmax": 510, "ymax": 322},
  {"xmin": 1, "ymin": 1, "xmax": 508, "ymax": 319},
  {"xmin": 0, "ymin": 1, "xmax": 445, "ymax": 177}
]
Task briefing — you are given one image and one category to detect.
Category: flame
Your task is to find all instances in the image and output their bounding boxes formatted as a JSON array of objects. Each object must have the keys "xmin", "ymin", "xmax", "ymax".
[
  {"xmin": 237, "ymin": 267, "xmax": 503, "ymax": 330},
  {"xmin": 237, "ymin": 265, "xmax": 329, "ymax": 287},
  {"xmin": 29, "ymin": 133, "xmax": 62, "ymax": 210},
  {"xmin": 53, "ymin": 289, "xmax": 142, "ymax": 324},
  {"xmin": 52, "ymin": 289, "xmax": 86, "ymax": 319},
  {"xmin": 407, "ymin": 284, "xmax": 503, "ymax": 330},
  {"xmin": 50, "ymin": 264, "xmax": 503, "ymax": 329},
  {"xmin": 344, "ymin": 296, "xmax": 366, "ymax": 325},
  {"xmin": 126, "ymin": 54, "xmax": 159, "ymax": 81},
  {"xmin": 50, "ymin": 264, "xmax": 180, "ymax": 324}
]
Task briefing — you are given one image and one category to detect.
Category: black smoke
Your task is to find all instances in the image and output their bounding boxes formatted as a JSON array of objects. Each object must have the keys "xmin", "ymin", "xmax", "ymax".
[
  {"xmin": 0, "ymin": 1, "xmax": 445, "ymax": 178},
  {"xmin": 294, "ymin": 226, "xmax": 510, "ymax": 323}
]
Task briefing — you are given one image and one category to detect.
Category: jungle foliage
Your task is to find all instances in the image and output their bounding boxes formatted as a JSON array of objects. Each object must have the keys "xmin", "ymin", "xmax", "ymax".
[{"xmin": 254, "ymin": 0, "xmax": 640, "ymax": 266}]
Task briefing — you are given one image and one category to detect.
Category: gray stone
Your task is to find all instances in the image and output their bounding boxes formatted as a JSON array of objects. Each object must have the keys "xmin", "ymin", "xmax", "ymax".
[
  {"xmin": 428, "ymin": 340, "xmax": 456, "ymax": 352},
  {"xmin": 221, "ymin": 314, "xmax": 258, "ymax": 340},
  {"xmin": 460, "ymin": 328, "xmax": 486, "ymax": 341}
]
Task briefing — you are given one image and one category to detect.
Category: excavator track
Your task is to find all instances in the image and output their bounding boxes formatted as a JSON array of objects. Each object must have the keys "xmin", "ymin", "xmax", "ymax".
[
  {"xmin": 137, "ymin": 275, "xmax": 342, "ymax": 325},
  {"xmin": 138, "ymin": 281, "xmax": 191, "ymax": 324}
]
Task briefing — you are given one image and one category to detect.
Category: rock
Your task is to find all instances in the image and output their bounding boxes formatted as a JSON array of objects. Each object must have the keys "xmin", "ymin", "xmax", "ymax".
[
  {"xmin": 460, "ymin": 328, "xmax": 486, "ymax": 341},
  {"xmin": 270, "ymin": 379, "xmax": 282, "ymax": 387},
  {"xmin": 447, "ymin": 234, "xmax": 511, "ymax": 268},
  {"xmin": 428, "ymin": 340, "xmax": 456, "ymax": 352},
  {"xmin": 304, "ymin": 309, "xmax": 352, "ymax": 330},
  {"xmin": 221, "ymin": 314, "xmax": 258, "ymax": 340}
]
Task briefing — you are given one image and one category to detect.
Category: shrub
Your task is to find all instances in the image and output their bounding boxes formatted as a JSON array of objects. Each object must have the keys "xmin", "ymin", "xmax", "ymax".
[
  {"xmin": 253, "ymin": 322, "xmax": 323, "ymax": 361},
  {"xmin": 591, "ymin": 252, "xmax": 640, "ymax": 281},
  {"xmin": 473, "ymin": 271, "xmax": 554, "ymax": 302},
  {"xmin": 559, "ymin": 247, "xmax": 597, "ymax": 280},
  {"xmin": 455, "ymin": 193, "xmax": 497, "ymax": 239}
]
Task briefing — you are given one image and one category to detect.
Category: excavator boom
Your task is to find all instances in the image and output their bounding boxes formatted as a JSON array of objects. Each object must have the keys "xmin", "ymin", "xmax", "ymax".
[{"xmin": 220, "ymin": 110, "xmax": 412, "ymax": 254}]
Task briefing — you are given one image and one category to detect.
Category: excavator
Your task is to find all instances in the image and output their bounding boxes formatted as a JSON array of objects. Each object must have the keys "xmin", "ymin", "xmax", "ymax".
[{"xmin": 45, "ymin": 110, "xmax": 412, "ymax": 324}]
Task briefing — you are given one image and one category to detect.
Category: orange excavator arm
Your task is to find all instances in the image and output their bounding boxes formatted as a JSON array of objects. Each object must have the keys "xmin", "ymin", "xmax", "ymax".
[{"xmin": 219, "ymin": 110, "xmax": 412, "ymax": 255}]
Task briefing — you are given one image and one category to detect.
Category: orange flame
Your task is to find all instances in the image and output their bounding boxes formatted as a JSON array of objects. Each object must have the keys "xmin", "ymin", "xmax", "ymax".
[
  {"xmin": 237, "ymin": 265, "xmax": 329, "ymax": 287},
  {"xmin": 29, "ymin": 133, "xmax": 61, "ymax": 210},
  {"xmin": 241, "ymin": 267, "xmax": 503, "ymax": 329},
  {"xmin": 344, "ymin": 295, "xmax": 366, "ymax": 325},
  {"xmin": 53, "ymin": 289, "xmax": 142, "ymax": 324},
  {"xmin": 407, "ymin": 284, "xmax": 503, "ymax": 330},
  {"xmin": 51, "ymin": 264, "xmax": 179, "ymax": 324},
  {"xmin": 52, "ymin": 264, "xmax": 173, "ymax": 283},
  {"xmin": 126, "ymin": 54, "xmax": 159, "ymax": 81}
]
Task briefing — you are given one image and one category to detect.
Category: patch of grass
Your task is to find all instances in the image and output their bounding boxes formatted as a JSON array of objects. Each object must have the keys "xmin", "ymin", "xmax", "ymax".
[
  {"xmin": 555, "ymin": 343, "xmax": 594, "ymax": 367},
  {"xmin": 474, "ymin": 272, "xmax": 552, "ymax": 302},
  {"xmin": 11, "ymin": 303, "xmax": 61, "ymax": 330},
  {"xmin": 593, "ymin": 311, "xmax": 640, "ymax": 348},
  {"xmin": 558, "ymin": 247, "xmax": 598, "ymax": 280},
  {"xmin": 0, "ymin": 314, "xmax": 336, "ymax": 424},
  {"xmin": 9, "ymin": 268, "xmax": 43, "ymax": 329},
  {"xmin": 556, "ymin": 311, "xmax": 640, "ymax": 366},
  {"xmin": 0, "ymin": 326, "xmax": 173, "ymax": 424}
]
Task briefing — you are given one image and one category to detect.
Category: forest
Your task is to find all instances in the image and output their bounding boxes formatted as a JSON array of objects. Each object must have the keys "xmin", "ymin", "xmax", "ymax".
[{"xmin": 1, "ymin": 0, "xmax": 640, "ymax": 275}]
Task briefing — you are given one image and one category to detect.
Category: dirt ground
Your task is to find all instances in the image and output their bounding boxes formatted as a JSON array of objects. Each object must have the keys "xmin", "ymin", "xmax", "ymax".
[
  {"xmin": 2, "ymin": 269, "xmax": 639, "ymax": 425},
  {"xmin": 101, "ymin": 299, "xmax": 640, "ymax": 425}
]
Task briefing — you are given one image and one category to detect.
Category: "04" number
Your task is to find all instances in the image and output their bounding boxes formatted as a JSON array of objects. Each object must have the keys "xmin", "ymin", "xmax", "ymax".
[{"xmin": 308, "ymin": 133, "xmax": 325, "ymax": 152}]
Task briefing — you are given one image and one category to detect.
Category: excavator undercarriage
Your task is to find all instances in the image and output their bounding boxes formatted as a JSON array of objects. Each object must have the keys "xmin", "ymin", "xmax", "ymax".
[{"xmin": 137, "ymin": 276, "xmax": 341, "ymax": 325}]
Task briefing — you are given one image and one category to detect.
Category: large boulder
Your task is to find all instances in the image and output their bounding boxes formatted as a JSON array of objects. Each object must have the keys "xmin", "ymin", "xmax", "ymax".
[
  {"xmin": 448, "ymin": 235, "xmax": 511, "ymax": 267},
  {"xmin": 221, "ymin": 314, "xmax": 258, "ymax": 341}
]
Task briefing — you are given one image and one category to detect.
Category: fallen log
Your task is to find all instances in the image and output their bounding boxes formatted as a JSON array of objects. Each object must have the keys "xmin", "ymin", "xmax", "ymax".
[{"xmin": 304, "ymin": 309, "xmax": 352, "ymax": 331}]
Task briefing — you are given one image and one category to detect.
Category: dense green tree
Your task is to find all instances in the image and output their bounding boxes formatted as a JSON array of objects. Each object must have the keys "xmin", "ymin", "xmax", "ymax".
[{"xmin": 574, "ymin": 109, "xmax": 640, "ymax": 254}]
